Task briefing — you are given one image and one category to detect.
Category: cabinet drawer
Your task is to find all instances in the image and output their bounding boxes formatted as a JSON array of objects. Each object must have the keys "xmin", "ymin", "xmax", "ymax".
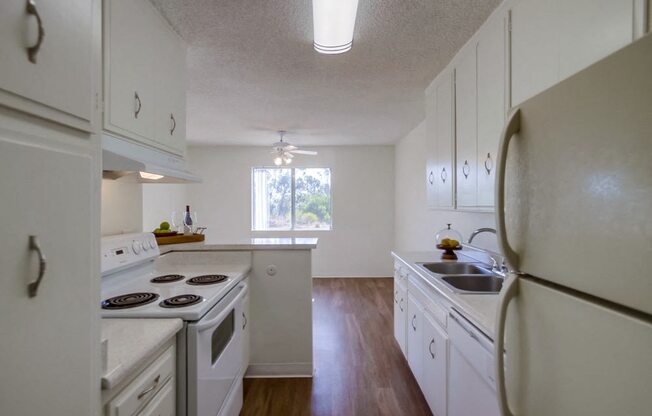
[
  {"xmin": 137, "ymin": 377, "xmax": 175, "ymax": 416},
  {"xmin": 107, "ymin": 345, "xmax": 175, "ymax": 416}
]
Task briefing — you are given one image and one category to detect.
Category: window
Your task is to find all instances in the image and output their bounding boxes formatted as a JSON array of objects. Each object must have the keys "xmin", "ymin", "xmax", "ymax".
[{"xmin": 252, "ymin": 167, "xmax": 332, "ymax": 230}]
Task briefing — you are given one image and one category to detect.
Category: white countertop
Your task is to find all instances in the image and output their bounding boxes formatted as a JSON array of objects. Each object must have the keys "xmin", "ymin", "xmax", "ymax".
[
  {"xmin": 159, "ymin": 237, "xmax": 318, "ymax": 253},
  {"xmin": 392, "ymin": 250, "xmax": 499, "ymax": 339},
  {"xmin": 101, "ymin": 318, "xmax": 183, "ymax": 389}
]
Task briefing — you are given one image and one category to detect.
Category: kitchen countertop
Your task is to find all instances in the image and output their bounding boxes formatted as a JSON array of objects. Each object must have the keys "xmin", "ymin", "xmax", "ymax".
[
  {"xmin": 392, "ymin": 250, "xmax": 500, "ymax": 339},
  {"xmin": 101, "ymin": 318, "xmax": 183, "ymax": 389},
  {"xmin": 159, "ymin": 237, "xmax": 318, "ymax": 254}
]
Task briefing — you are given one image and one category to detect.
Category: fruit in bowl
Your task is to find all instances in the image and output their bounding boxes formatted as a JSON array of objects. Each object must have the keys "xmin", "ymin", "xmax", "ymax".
[{"xmin": 439, "ymin": 238, "xmax": 460, "ymax": 249}]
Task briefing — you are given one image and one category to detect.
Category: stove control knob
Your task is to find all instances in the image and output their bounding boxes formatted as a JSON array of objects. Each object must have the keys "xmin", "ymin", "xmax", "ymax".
[
  {"xmin": 132, "ymin": 241, "xmax": 141, "ymax": 254},
  {"xmin": 149, "ymin": 240, "xmax": 156, "ymax": 249},
  {"xmin": 142, "ymin": 241, "xmax": 149, "ymax": 251}
]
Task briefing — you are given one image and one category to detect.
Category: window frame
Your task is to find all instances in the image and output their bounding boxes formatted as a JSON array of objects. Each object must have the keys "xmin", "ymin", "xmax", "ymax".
[{"xmin": 251, "ymin": 166, "xmax": 333, "ymax": 232}]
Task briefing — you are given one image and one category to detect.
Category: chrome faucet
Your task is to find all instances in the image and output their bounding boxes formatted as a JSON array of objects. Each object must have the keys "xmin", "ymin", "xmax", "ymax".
[{"xmin": 467, "ymin": 227, "xmax": 496, "ymax": 244}]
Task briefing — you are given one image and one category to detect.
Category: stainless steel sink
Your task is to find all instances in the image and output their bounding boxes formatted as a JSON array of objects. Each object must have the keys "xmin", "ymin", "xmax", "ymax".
[
  {"xmin": 420, "ymin": 262, "xmax": 492, "ymax": 275},
  {"xmin": 440, "ymin": 275, "xmax": 503, "ymax": 294}
]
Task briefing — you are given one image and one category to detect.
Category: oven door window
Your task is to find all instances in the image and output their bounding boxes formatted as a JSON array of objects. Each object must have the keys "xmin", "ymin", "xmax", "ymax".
[{"xmin": 211, "ymin": 309, "xmax": 235, "ymax": 364}]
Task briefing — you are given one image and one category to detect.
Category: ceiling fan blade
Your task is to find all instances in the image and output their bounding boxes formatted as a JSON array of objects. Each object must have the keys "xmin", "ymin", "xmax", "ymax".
[
  {"xmin": 290, "ymin": 150, "xmax": 318, "ymax": 155},
  {"xmin": 285, "ymin": 144, "xmax": 298, "ymax": 151}
]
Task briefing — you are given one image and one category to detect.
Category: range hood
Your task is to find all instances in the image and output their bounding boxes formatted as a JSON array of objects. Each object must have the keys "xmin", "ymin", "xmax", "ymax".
[{"xmin": 102, "ymin": 134, "xmax": 201, "ymax": 183}]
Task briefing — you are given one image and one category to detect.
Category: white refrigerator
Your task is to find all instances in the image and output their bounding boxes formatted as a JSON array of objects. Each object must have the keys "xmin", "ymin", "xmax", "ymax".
[{"xmin": 493, "ymin": 33, "xmax": 652, "ymax": 416}]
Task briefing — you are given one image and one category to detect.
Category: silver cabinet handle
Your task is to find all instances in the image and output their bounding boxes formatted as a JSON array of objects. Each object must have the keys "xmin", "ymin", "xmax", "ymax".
[
  {"xmin": 26, "ymin": 0, "xmax": 45, "ymax": 64},
  {"xmin": 170, "ymin": 113, "xmax": 176, "ymax": 135},
  {"xmin": 28, "ymin": 236, "xmax": 47, "ymax": 297},
  {"xmin": 440, "ymin": 167, "xmax": 447, "ymax": 183},
  {"xmin": 134, "ymin": 92, "xmax": 142, "ymax": 118},
  {"xmin": 399, "ymin": 298, "xmax": 404, "ymax": 312},
  {"xmin": 394, "ymin": 290, "xmax": 398, "ymax": 304},
  {"xmin": 242, "ymin": 312, "xmax": 247, "ymax": 330},
  {"xmin": 495, "ymin": 274, "xmax": 519, "ymax": 416},
  {"xmin": 411, "ymin": 315, "xmax": 417, "ymax": 331},
  {"xmin": 137, "ymin": 375, "xmax": 160, "ymax": 400},
  {"xmin": 462, "ymin": 160, "xmax": 470, "ymax": 179},
  {"xmin": 428, "ymin": 170, "xmax": 434, "ymax": 185},
  {"xmin": 484, "ymin": 152, "xmax": 493, "ymax": 175},
  {"xmin": 429, "ymin": 338, "xmax": 435, "ymax": 359},
  {"xmin": 496, "ymin": 108, "xmax": 521, "ymax": 270}
]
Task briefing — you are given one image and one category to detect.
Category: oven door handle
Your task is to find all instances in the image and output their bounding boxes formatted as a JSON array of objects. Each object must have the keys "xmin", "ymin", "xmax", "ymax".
[{"xmin": 195, "ymin": 283, "xmax": 247, "ymax": 332}]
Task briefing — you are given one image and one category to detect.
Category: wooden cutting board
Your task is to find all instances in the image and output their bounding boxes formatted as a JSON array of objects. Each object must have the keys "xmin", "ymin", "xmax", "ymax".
[{"xmin": 155, "ymin": 234, "xmax": 205, "ymax": 245}]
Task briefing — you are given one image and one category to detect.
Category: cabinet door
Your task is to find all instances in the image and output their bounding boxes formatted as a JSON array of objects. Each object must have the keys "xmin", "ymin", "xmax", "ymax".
[
  {"xmin": 423, "ymin": 313, "xmax": 449, "ymax": 416},
  {"xmin": 0, "ymin": 134, "xmax": 95, "ymax": 415},
  {"xmin": 476, "ymin": 15, "xmax": 506, "ymax": 208},
  {"xmin": 105, "ymin": 0, "xmax": 156, "ymax": 140},
  {"xmin": 557, "ymin": 0, "xmax": 635, "ymax": 81},
  {"xmin": 407, "ymin": 294, "xmax": 424, "ymax": 384},
  {"xmin": 242, "ymin": 289, "xmax": 250, "ymax": 374},
  {"xmin": 434, "ymin": 70, "xmax": 455, "ymax": 208},
  {"xmin": 0, "ymin": 0, "xmax": 97, "ymax": 131},
  {"xmin": 425, "ymin": 87, "xmax": 438, "ymax": 208},
  {"xmin": 153, "ymin": 22, "xmax": 186, "ymax": 156},
  {"xmin": 511, "ymin": 0, "xmax": 637, "ymax": 107},
  {"xmin": 455, "ymin": 44, "xmax": 478, "ymax": 208},
  {"xmin": 510, "ymin": 0, "xmax": 557, "ymax": 107},
  {"xmin": 394, "ymin": 282, "xmax": 407, "ymax": 355}
]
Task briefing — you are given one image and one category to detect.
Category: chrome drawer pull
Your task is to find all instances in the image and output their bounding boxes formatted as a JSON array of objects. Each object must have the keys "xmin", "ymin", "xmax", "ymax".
[
  {"xmin": 27, "ymin": 236, "xmax": 47, "ymax": 297},
  {"xmin": 170, "ymin": 113, "xmax": 176, "ymax": 135},
  {"xmin": 137, "ymin": 375, "xmax": 160, "ymax": 400},
  {"xmin": 242, "ymin": 312, "xmax": 247, "ymax": 330},
  {"xmin": 429, "ymin": 338, "xmax": 436, "ymax": 359},
  {"xmin": 428, "ymin": 170, "xmax": 434, "ymax": 185},
  {"xmin": 462, "ymin": 160, "xmax": 470, "ymax": 179},
  {"xmin": 411, "ymin": 315, "xmax": 417, "ymax": 331}
]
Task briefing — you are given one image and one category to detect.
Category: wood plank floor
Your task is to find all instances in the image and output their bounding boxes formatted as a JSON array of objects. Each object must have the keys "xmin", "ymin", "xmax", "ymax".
[{"xmin": 241, "ymin": 278, "xmax": 432, "ymax": 416}]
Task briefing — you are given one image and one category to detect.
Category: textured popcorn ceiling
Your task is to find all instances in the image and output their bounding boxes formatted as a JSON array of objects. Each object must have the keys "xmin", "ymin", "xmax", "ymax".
[{"xmin": 150, "ymin": 0, "xmax": 500, "ymax": 146}]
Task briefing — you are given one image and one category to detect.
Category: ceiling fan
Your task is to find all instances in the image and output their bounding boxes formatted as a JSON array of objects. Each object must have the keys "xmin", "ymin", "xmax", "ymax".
[{"xmin": 271, "ymin": 131, "xmax": 317, "ymax": 166}]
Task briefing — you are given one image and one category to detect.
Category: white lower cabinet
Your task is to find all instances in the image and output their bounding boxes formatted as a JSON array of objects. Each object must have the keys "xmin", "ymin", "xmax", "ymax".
[
  {"xmin": 406, "ymin": 295, "xmax": 425, "ymax": 385},
  {"xmin": 137, "ymin": 378, "xmax": 175, "ymax": 416},
  {"xmin": 394, "ymin": 276, "xmax": 408, "ymax": 355},
  {"xmin": 105, "ymin": 344, "xmax": 176, "ymax": 416},
  {"xmin": 422, "ymin": 312, "xmax": 449, "ymax": 416},
  {"xmin": 448, "ymin": 312, "xmax": 499, "ymax": 416}
]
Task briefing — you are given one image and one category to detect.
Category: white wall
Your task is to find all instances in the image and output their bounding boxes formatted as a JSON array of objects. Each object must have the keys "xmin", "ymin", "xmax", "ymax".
[
  {"xmin": 101, "ymin": 180, "xmax": 143, "ymax": 236},
  {"xmin": 142, "ymin": 184, "xmax": 187, "ymax": 232},
  {"xmin": 101, "ymin": 180, "xmax": 186, "ymax": 236},
  {"xmin": 394, "ymin": 121, "xmax": 499, "ymax": 253},
  {"xmin": 183, "ymin": 145, "xmax": 396, "ymax": 277}
]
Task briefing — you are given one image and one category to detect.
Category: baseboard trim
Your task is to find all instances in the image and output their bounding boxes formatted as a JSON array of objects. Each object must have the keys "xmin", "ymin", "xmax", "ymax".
[{"xmin": 245, "ymin": 362, "xmax": 313, "ymax": 378}]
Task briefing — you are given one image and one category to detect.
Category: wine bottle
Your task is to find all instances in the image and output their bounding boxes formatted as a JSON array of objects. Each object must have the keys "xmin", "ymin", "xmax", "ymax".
[{"xmin": 183, "ymin": 205, "xmax": 193, "ymax": 234}]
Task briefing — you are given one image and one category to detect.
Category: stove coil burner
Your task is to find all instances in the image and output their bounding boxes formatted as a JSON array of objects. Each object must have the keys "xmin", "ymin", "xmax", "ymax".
[
  {"xmin": 101, "ymin": 293, "xmax": 159, "ymax": 309},
  {"xmin": 186, "ymin": 274, "xmax": 229, "ymax": 285},
  {"xmin": 150, "ymin": 274, "xmax": 185, "ymax": 283},
  {"xmin": 160, "ymin": 294, "xmax": 203, "ymax": 308}
]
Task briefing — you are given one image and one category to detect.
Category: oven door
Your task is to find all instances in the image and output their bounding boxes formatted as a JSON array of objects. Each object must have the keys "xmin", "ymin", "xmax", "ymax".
[{"xmin": 187, "ymin": 281, "xmax": 247, "ymax": 416}]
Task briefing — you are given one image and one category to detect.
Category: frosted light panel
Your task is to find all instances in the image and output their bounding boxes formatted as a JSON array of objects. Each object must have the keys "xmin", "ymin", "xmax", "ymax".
[{"xmin": 312, "ymin": 0, "xmax": 359, "ymax": 54}]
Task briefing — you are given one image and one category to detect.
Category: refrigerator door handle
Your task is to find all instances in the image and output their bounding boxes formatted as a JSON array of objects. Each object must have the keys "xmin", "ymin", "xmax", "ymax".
[
  {"xmin": 495, "ymin": 108, "xmax": 521, "ymax": 270},
  {"xmin": 494, "ymin": 273, "xmax": 519, "ymax": 416}
]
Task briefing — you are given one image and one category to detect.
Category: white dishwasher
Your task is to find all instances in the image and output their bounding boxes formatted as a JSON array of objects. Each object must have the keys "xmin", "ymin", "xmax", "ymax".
[{"xmin": 448, "ymin": 309, "xmax": 500, "ymax": 416}]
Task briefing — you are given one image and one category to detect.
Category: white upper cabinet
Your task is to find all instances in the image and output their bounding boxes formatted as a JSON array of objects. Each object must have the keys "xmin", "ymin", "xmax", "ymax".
[
  {"xmin": 454, "ymin": 44, "xmax": 478, "ymax": 208},
  {"xmin": 104, "ymin": 0, "xmax": 186, "ymax": 156},
  {"xmin": 425, "ymin": 85, "xmax": 438, "ymax": 208},
  {"xmin": 511, "ymin": 0, "xmax": 640, "ymax": 106},
  {"xmin": 476, "ymin": 14, "xmax": 506, "ymax": 207},
  {"xmin": 0, "ymin": 0, "xmax": 99, "ymax": 132},
  {"xmin": 434, "ymin": 70, "xmax": 455, "ymax": 209}
]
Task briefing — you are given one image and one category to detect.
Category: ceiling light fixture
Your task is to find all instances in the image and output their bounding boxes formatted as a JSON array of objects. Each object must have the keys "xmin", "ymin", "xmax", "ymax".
[{"xmin": 312, "ymin": 0, "xmax": 359, "ymax": 54}]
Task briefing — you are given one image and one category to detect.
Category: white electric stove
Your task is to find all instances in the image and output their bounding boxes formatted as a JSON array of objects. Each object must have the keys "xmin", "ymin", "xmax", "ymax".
[{"xmin": 101, "ymin": 233, "xmax": 250, "ymax": 416}]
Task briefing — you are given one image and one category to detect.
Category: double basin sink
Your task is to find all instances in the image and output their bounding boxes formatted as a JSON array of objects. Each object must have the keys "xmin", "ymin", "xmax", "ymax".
[{"xmin": 415, "ymin": 262, "xmax": 503, "ymax": 294}]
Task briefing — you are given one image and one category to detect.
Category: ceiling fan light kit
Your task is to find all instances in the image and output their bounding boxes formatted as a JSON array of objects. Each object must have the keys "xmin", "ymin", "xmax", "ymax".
[
  {"xmin": 312, "ymin": 0, "xmax": 359, "ymax": 54},
  {"xmin": 270, "ymin": 131, "xmax": 317, "ymax": 165}
]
